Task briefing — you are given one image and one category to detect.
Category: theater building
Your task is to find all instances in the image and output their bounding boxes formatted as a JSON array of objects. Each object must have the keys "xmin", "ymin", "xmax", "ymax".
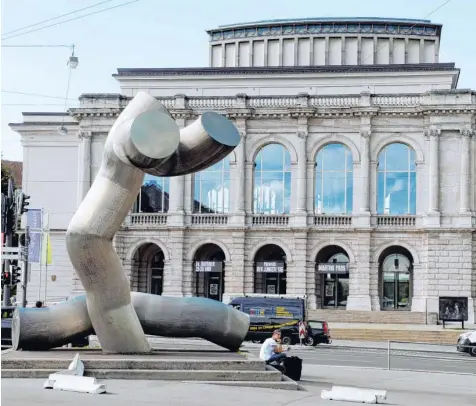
[{"xmin": 11, "ymin": 17, "xmax": 476, "ymax": 323}]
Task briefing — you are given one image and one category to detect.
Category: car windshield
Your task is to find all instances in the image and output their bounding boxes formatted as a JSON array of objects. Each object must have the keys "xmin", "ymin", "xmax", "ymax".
[
  {"xmin": 1, "ymin": 308, "xmax": 14, "ymax": 319},
  {"xmin": 308, "ymin": 321, "xmax": 323, "ymax": 329}
]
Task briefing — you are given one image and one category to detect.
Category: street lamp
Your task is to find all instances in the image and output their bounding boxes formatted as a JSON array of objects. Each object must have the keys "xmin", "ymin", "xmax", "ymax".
[{"xmin": 67, "ymin": 45, "xmax": 79, "ymax": 69}]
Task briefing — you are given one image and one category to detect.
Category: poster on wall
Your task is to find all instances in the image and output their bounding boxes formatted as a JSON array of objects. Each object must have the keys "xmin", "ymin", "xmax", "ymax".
[
  {"xmin": 438, "ymin": 297, "xmax": 468, "ymax": 321},
  {"xmin": 256, "ymin": 262, "xmax": 285, "ymax": 273},
  {"xmin": 325, "ymin": 283, "xmax": 334, "ymax": 297},
  {"xmin": 209, "ymin": 284, "xmax": 218, "ymax": 295},
  {"xmin": 267, "ymin": 285, "xmax": 276, "ymax": 294},
  {"xmin": 195, "ymin": 261, "xmax": 223, "ymax": 273}
]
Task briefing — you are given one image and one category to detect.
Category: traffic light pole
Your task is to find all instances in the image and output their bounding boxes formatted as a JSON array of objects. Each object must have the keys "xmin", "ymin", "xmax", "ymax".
[
  {"xmin": 20, "ymin": 226, "xmax": 30, "ymax": 307},
  {"xmin": 2, "ymin": 178, "xmax": 14, "ymax": 307}
]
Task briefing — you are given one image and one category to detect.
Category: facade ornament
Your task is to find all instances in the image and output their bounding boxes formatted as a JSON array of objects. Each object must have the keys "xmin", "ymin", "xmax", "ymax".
[
  {"xmin": 297, "ymin": 131, "xmax": 308, "ymax": 139},
  {"xmin": 460, "ymin": 129, "xmax": 474, "ymax": 138},
  {"xmin": 239, "ymin": 130, "xmax": 247, "ymax": 139},
  {"xmin": 78, "ymin": 130, "xmax": 92, "ymax": 140},
  {"xmin": 360, "ymin": 131, "xmax": 371, "ymax": 139},
  {"xmin": 425, "ymin": 129, "xmax": 441, "ymax": 138}
]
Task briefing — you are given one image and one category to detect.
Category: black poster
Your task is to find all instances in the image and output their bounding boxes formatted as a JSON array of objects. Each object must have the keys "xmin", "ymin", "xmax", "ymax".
[
  {"xmin": 256, "ymin": 261, "xmax": 285, "ymax": 273},
  {"xmin": 194, "ymin": 261, "xmax": 223, "ymax": 273},
  {"xmin": 438, "ymin": 297, "xmax": 468, "ymax": 321}
]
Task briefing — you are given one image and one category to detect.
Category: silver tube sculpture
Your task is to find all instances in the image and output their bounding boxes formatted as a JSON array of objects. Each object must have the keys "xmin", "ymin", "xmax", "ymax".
[
  {"xmin": 65, "ymin": 91, "xmax": 241, "ymax": 353},
  {"xmin": 12, "ymin": 293, "xmax": 250, "ymax": 352}
]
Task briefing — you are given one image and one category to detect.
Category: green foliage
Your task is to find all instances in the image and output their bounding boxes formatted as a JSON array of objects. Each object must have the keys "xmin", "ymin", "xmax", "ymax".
[{"xmin": 1, "ymin": 165, "xmax": 13, "ymax": 195}]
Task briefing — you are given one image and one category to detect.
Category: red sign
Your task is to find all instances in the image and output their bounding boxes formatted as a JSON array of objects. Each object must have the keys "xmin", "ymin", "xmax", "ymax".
[{"xmin": 299, "ymin": 321, "xmax": 306, "ymax": 339}]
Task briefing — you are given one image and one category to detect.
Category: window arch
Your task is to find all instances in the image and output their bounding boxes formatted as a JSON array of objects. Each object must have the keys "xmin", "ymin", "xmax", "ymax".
[
  {"xmin": 193, "ymin": 157, "xmax": 230, "ymax": 213},
  {"xmin": 253, "ymin": 143, "xmax": 291, "ymax": 214},
  {"xmin": 134, "ymin": 175, "xmax": 169, "ymax": 213},
  {"xmin": 315, "ymin": 143, "xmax": 353, "ymax": 214},
  {"xmin": 377, "ymin": 143, "xmax": 416, "ymax": 215}
]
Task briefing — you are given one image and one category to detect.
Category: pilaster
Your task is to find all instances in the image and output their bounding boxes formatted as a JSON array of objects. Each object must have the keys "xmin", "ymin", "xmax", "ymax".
[
  {"xmin": 291, "ymin": 117, "xmax": 308, "ymax": 227},
  {"xmin": 355, "ymin": 117, "xmax": 371, "ymax": 227},
  {"xmin": 425, "ymin": 128, "xmax": 441, "ymax": 227},
  {"xmin": 169, "ymin": 118, "xmax": 186, "ymax": 226},
  {"xmin": 223, "ymin": 231, "xmax": 246, "ymax": 302},
  {"xmin": 459, "ymin": 129, "xmax": 473, "ymax": 226},
  {"xmin": 346, "ymin": 232, "xmax": 371, "ymax": 310},
  {"xmin": 230, "ymin": 119, "xmax": 246, "ymax": 226},
  {"xmin": 77, "ymin": 130, "xmax": 92, "ymax": 206},
  {"xmin": 163, "ymin": 230, "xmax": 184, "ymax": 297}
]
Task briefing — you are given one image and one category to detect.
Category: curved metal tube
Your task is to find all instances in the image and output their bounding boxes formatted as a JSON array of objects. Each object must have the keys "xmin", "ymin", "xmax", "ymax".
[
  {"xmin": 12, "ymin": 293, "xmax": 250, "ymax": 352},
  {"xmin": 65, "ymin": 91, "xmax": 241, "ymax": 353}
]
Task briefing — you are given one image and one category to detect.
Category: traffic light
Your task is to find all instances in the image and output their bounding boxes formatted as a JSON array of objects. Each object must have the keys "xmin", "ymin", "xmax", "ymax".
[
  {"xmin": 20, "ymin": 193, "xmax": 30, "ymax": 214},
  {"xmin": 10, "ymin": 264, "xmax": 21, "ymax": 285},
  {"xmin": 2, "ymin": 270, "xmax": 10, "ymax": 285}
]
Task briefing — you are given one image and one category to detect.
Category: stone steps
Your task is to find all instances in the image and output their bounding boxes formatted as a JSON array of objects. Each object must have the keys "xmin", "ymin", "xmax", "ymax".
[
  {"xmin": 1, "ymin": 368, "xmax": 282, "ymax": 382},
  {"xmin": 309, "ymin": 310, "xmax": 438, "ymax": 325},
  {"xmin": 1, "ymin": 359, "xmax": 263, "ymax": 371},
  {"xmin": 330, "ymin": 328, "xmax": 462, "ymax": 344}
]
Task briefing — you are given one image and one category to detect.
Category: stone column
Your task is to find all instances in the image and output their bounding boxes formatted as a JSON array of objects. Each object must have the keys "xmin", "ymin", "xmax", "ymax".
[
  {"xmin": 182, "ymin": 260, "xmax": 194, "ymax": 297},
  {"xmin": 245, "ymin": 162, "xmax": 254, "ymax": 216},
  {"xmin": 77, "ymin": 131, "xmax": 92, "ymax": 206},
  {"xmin": 459, "ymin": 129, "xmax": 473, "ymax": 215},
  {"xmin": 292, "ymin": 118, "xmax": 308, "ymax": 227},
  {"xmin": 346, "ymin": 233, "xmax": 371, "ymax": 311},
  {"xmin": 231, "ymin": 120, "xmax": 246, "ymax": 226},
  {"xmin": 223, "ymin": 233, "xmax": 246, "ymax": 302},
  {"xmin": 163, "ymin": 230, "xmax": 184, "ymax": 297},
  {"xmin": 169, "ymin": 118, "xmax": 186, "ymax": 226},
  {"xmin": 427, "ymin": 129, "xmax": 441, "ymax": 215},
  {"xmin": 360, "ymin": 131, "xmax": 371, "ymax": 213}
]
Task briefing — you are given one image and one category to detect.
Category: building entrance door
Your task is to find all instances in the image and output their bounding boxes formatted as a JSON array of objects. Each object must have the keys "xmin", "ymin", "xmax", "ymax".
[
  {"xmin": 382, "ymin": 271, "xmax": 410, "ymax": 310},
  {"xmin": 322, "ymin": 272, "xmax": 349, "ymax": 308}
]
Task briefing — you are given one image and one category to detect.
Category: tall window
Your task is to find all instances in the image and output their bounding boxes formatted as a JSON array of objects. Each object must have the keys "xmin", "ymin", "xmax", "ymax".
[
  {"xmin": 253, "ymin": 143, "xmax": 291, "ymax": 214},
  {"xmin": 377, "ymin": 143, "xmax": 416, "ymax": 215},
  {"xmin": 193, "ymin": 157, "xmax": 230, "ymax": 213},
  {"xmin": 135, "ymin": 175, "xmax": 169, "ymax": 213},
  {"xmin": 315, "ymin": 143, "xmax": 353, "ymax": 214}
]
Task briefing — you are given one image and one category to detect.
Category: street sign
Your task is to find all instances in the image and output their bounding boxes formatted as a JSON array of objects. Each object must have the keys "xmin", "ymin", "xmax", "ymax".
[{"xmin": 299, "ymin": 321, "xmax": 306, "ymax": 339}]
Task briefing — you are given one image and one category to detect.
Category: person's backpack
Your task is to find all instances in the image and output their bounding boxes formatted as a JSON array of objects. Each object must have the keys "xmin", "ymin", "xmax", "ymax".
[{"xmin": 283, "ymin": 356, "xmax": 302, "ymax": 381}]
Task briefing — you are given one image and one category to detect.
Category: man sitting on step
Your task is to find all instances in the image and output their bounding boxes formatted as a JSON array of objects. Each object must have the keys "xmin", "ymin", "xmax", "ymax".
[{"xmin": 259, "ymin": 329, "xmax": 288, "ymax": 365}]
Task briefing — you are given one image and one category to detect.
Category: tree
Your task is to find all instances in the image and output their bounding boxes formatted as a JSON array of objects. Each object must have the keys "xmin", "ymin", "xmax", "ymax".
[{"xmin": 1, "ymin": 164, "xmax": 12, "ymax": 195}]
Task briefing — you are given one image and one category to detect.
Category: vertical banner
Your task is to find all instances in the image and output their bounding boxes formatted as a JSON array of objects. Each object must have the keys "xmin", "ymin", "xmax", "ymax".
[
  {"xmin": 42, "ymin": 233, "xmax": 52, "ymax": 265},
  {"xmin": 27, "ymin": 209, "xmax": 43, "ymax": 230},
  {"xmin": 28, "ymin": 232, "xmax": 42, "ymax": 263}
]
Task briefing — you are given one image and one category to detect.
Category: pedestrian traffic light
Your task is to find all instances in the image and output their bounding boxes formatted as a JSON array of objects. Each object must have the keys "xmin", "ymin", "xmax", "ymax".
[
  {"xmin": 2, "ymin": 270, "xmax": 10, "ymax": 285},
  {"xmin": 10, "ymin": 264, "xmax": 21, "ymax": 285}
]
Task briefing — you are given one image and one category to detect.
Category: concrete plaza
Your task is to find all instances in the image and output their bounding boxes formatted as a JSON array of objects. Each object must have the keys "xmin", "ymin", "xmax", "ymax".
[{"xmin": 2, "ymin": 364, "xmax": 476, "ymax": 406}]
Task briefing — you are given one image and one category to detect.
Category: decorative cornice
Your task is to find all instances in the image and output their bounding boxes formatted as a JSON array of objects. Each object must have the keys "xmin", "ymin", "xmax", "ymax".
[
  {"xmin": 460, "ymin": 129, "xmax": 475, "ymax": 138},
  {"xmin": 77, "ymin": 130, "xmax": 93, "ymax": 139}
]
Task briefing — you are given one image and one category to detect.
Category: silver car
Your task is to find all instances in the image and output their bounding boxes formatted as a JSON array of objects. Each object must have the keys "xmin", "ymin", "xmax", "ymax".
[{"xmin": 456, "ymin": 330, "xmax": 476, "ymax": 356}]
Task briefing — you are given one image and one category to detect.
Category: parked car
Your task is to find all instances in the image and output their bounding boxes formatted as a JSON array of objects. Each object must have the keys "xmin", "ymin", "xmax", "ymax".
[
  {"xmin": 304, "ymin": 320, "xmax": 332, "ymax": 346},
  {"xmin": 1, "ymin": 306, "xmax": 15, "ymax": 347},
  {"xmin": 228, "ymin": 296, "xmax": 331, "ymax": 346},
  {"xmin": 456, "ymin": 330, "xmax": 476, "ymax": 356}
]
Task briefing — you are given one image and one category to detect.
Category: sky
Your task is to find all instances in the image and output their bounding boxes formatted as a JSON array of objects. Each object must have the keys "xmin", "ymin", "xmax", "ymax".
[{"xmin": 1, "ymin": 0, "xmax": 475, "ymax": 161}]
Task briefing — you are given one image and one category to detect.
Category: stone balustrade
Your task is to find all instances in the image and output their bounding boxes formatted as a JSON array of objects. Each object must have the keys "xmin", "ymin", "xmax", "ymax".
[{"xmin": 124, "ymin": 213, "xmax": 420, "ymax": 229}]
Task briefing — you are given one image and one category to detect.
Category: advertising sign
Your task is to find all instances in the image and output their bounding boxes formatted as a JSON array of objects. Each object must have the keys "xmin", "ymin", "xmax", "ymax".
[
  {"xmin": 317, "ymin": 263, "xmax": 349, "ymax": 274},
  {"xmin": 194, "ymin": 261, "xmax": 222, "ymax": 273},
  {"xmin": 256, "ymin": 261, "xmax": 285, "ymax": 273},
  {"xmin": 439, "ymin": 297, "xmax": 468, "ymax": 322}
]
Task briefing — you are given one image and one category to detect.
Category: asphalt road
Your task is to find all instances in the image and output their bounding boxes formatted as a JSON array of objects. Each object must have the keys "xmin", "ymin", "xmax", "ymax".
[{"xmin": 249, "ymin": 346, "xmax": 476, "ymax": 375}]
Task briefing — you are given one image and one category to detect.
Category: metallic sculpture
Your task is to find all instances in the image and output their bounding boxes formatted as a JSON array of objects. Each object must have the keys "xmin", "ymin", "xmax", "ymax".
[
  {"xmin": 63, "ymin": 91, "xmax": 242, "ymax": 353},
  {"xmin": 12, "ymin": 293, "xmax": 250, "ymax": 352}
]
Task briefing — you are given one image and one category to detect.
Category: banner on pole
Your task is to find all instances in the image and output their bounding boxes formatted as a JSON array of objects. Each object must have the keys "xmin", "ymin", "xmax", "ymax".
[
  {"xmin": 28, "ymin": 232, "xmax": 42, "ymax": 263},
  {"xmin": 27, "ymin": 209, "xmax": 42, "ymax": 230},
  {"xmin": 42, "ymin": 233, "xmax": 52, "ymax": 265}
]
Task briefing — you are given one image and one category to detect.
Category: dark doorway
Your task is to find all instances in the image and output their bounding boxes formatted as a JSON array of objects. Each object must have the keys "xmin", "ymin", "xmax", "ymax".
[
  {"xmin": 379, "ymin": 246, "xmax": 413, "ymax": 311},
  {"xmin": 194, "ymin": 243, "xmax": 226, "ymax": 301},
  {"xmin": 149, "ymin": 249, "xmax": 164, "ymax": 295},
  {"xmin": 254, "ymin": 244, "xmax": 287, "ymax": 295},
  {"xmin": 316, "ymin": 245, "xmax": 350, "ymax": 309}
]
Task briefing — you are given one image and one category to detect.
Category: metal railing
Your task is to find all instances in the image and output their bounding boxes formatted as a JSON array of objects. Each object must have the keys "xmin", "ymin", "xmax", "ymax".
[{"xmin": 385, "ymin": 340, "xmax": 476, "ymax": 374}]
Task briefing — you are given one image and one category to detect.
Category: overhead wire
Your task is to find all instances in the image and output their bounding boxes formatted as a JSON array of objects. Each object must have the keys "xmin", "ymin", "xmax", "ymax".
[{"xmin": 2, "ymin": 0, "xmax": 140, "ymax": 40}]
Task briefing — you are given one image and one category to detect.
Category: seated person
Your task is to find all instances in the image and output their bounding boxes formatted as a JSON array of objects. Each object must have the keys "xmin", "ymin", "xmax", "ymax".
[{"xmin": 259, "ymin": 329, "xmax": 288, "ymax": 364}]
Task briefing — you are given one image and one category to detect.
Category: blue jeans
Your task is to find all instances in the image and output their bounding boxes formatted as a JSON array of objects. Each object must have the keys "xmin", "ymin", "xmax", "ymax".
[{"xmin": 267, "ymin": 352, "xmax": 287, "ymax": 364}]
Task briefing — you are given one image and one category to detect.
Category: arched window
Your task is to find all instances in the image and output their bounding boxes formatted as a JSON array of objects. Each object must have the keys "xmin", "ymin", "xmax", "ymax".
[
  {"xmin": 315, "ymin": 143, "xmax": 353, "ymax": 214},
  {"xmin": 253, "ymin": 144, "xmax": 291, "ymax": 214},
  {"xmin": 134, "ymin": 175, "xmax": 169, "ymax": 213},
  {"xmin": 193, "ymin": 157, "xmax": 230, "ymax": 213},
  {"xmin": 377, "ymin": 143, "xmax": 416, "ymax": 215}
]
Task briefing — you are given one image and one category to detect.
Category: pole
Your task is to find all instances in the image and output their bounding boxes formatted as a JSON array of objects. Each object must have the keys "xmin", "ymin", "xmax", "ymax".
[
  {"xmin": 387, "ymin": 340, "xmax": 391, "ymax": 370},
  {"xmin": 38, "ymin": 208, "xmax": 44, "ymax": 301},
  {"xmin": 20, "ymin": 225, "xmax": 30, "ymax": 307},
  {"xmin": 2, "ymin": 178, "xmax": 14, "ymax": 306}
]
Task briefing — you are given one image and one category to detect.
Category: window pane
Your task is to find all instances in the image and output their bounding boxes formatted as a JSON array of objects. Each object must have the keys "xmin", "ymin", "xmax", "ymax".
[
  {"xmin": 283, "ymin": 171, "xmax": 291, "ymax": 214},
  {"xmin": 315, "ymin": 172, "xmax": 322, "ymax": 213},
  {"xmin": 377, "ymin": 171, "xmax": 386, "ymax": 214},
  {"xmin": 409, "ymin": 171, "xmax": 416, "ymax": 214},
  {"xmin": 385, "ymin": 172, "xmax": 409, "ymax": 214},
  {"xmin": 193, "ymin": 158, "xmax": 229, "ymax": 213},
  {"xmin": 139, "ymin": 176, "xmax": 169, "ymax": 213},
  {"xmin": 383, "ymin": 143, "xmax": 410, "ymax": 171},
  {"xmin": 322, "ymin": 143, "xmax": 346, "ymax": 171},
  {"xmin": 260, "ymin": 144, "xmax": 285, "ymax": 170},
  {"xmin": 323, "ymin": 171, "xmax": 346, "ymax": 213},
  {"xmin": 409, "ymin": 149, "xmax": 416, "ymax": 171},
  {"xmin": 346, "ymin": 170, "xmax": 353, "ymax": 214}
]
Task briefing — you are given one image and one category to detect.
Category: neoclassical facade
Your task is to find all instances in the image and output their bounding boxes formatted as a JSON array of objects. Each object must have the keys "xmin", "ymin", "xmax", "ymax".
[{"xmin": 11, "ymin": 17, "xmax": 476, "ymax": 323}]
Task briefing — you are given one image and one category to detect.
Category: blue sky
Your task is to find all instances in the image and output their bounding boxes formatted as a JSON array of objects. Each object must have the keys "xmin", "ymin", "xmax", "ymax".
[{"xmin": 2, "ymin": 0, "xmax": 474, "ymax": 161}]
